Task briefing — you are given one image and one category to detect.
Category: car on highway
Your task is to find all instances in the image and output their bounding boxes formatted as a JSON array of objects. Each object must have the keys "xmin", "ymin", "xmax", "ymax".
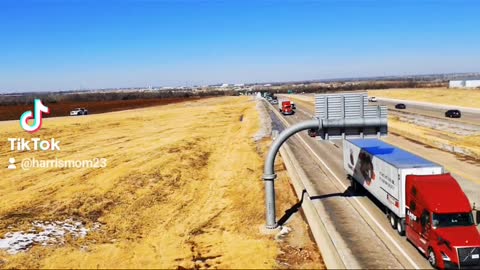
[
  {"xmin": 368, "ymin": 97, "xmax": 377, "ymax": 102},
  {"xmin": 445, "ymin": 109, "xmax": 461, "ymax": 118},
  {"xmin": 70, "ymin": 108, "xmax": 89, "ymax": 116},
  {"xmin": 307, "ymin": 128, "xmax": 319, "ymax": 137},
  {"xmin": 270, "ymin": 99, "xmax": 278, "ymax": 105},
  {"xmin": 395, "ymin": 103, "xmax": 406, "ymax": 109}
]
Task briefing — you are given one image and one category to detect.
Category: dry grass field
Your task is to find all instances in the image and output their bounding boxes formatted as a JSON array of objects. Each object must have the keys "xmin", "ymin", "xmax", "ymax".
[
  {"xmin": 0, "ymin": 97, "xmax": 322, "ymax": 268},
  {"xmin": 368, "ymin": 88, "xmax": 480, "ymax": 108},
  {"xmin": 367, "ymin": 88, "xmax": 480, "ymax": 159},
  {"xmin": 388, "ymin": 116, "xmax": 480, "ymax": 160}
]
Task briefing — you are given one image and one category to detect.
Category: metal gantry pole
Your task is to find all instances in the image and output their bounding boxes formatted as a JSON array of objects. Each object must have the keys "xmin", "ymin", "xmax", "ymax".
[
  {"xmin": 263, "ymin": 119, "xmax": 320, "ymax": 229},
  {"xmin": 264, "ymin": 93, "xmax": 387, "ymax": 228},
  {"xmin": 263, "ymin": 117, "xmax": 387, "ymax": 228}
]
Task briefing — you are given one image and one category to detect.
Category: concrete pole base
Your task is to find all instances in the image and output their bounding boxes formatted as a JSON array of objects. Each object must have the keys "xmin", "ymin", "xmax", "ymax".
[{"xmin": 259, "ymin": 224, "xmax": 281, "ymax": 235}]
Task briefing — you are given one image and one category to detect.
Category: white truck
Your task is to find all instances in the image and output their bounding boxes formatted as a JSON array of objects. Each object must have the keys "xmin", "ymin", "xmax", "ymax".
[{"xmin": 343, "ymin": 139, "xmax": 443, "ymax": 233}]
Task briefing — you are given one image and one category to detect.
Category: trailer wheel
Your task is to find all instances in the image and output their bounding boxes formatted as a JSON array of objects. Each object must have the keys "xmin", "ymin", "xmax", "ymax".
[
  {"xmin": 350, "ymin": 179, "xmax": 356, "ymax": 193},
  {"xmin": 396, "ymin": 218, "xmax": 405, "ymax": 236},
  {"xmin": 428, "ymin": 248, "xmax": 437, "ymax": 268},
  {"xmin": 388, "ymin": 212, "xmax": 397, "ymax": 228}
]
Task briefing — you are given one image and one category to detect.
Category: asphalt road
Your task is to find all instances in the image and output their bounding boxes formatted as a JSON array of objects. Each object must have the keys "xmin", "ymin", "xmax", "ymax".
[
  {"xmin": 266, "ymin": 101, "xmax": 433, "ymax": 269},
  {"xmin": 292, "ymin": 93, "xmax": 480, "ymax": 125},
  {"xmin": 285, "ymin": 94, "xmax": 480, "ymax": 206},
  {"xmin": 374, "ymin": 98, "xmax": 480, "ymax": 125}
]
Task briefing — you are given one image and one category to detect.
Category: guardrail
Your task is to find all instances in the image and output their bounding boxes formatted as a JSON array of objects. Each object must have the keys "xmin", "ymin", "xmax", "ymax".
[{"xmin": 264, "ymin": 100, "xmax": 346, "ymax": 268}]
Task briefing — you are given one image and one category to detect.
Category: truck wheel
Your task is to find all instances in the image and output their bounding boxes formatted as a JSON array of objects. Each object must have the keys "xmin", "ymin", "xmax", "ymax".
[
  {"xmin": 389, "ymin": 212, "xmax": 397, "ymax": 229},
  {"xmin": 349, "ymin": 177, "xmax": 358, "ymax": 194},
  {"xmin": 428, "ymin": 248, "xmax": 437, "ymax": 268},
  {"xmin": 396, "ymin": 218, "xmax": 405, "ymax": 236}
]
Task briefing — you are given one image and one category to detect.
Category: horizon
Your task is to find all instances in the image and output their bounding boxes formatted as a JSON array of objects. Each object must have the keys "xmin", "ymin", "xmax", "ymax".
[
  {"xmin": 2, "ymin": 71, "xmax": 478, "ymax": 95},
  {"xmin": 6, "ymin": 71, "xmax": 480, "ymax": 93},
  {"xmin": 1, "ymin": 0, "xmax": 480, "ymax": 93}
]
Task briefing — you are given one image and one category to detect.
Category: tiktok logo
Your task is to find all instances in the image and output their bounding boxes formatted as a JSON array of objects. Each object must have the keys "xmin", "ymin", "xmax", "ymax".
[{"xmin": 19, "ymin": 99, "xmax": 50, "ymax": 133}]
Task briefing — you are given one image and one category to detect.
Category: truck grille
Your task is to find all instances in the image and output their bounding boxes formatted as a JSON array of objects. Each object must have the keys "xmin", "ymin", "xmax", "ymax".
[{"xmin": 458, "ymin": 247, "xmax": 480, "ymax": 267}]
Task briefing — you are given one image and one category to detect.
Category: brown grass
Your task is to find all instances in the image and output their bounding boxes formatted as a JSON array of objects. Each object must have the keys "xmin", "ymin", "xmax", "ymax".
[
  {"xmin": 387, "ymin": 116, "xmax": 480, "ymax": 160},
  {"xmin": 0, "ymin": 97, "xmax": 322, "ymax": 268},
  {"xmin": 368, "ymin": 88, "xmax": 480, "ymax": 108}
]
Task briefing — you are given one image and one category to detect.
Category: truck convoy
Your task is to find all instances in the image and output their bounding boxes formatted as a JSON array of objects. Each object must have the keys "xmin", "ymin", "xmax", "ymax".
[
  {"xmin": 343, "ymin": 139, "xmax": 480, "ymax": 269},
  {"xmin": 278, "ymin": 100, "xmax": 294, "ymax": 115}
]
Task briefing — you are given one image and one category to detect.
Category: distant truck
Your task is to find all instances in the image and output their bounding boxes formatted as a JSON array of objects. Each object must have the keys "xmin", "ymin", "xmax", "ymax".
[
  {"xmin": 278, "ymin": 100, "xmax": 294, "ymax": 115},
  {"xmin": 343, "ymin": 139, "xmax": 480, "ymax": 269}
]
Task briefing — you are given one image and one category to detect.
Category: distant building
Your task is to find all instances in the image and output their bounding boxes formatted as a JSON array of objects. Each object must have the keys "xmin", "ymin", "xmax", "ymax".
[
  {"xmin": 221, "ymin": 83, "xmax": 231, "ymax": 88},
  {"xmin": 449, "ymin": 79, "xmax": 480, "ymax": 88}
]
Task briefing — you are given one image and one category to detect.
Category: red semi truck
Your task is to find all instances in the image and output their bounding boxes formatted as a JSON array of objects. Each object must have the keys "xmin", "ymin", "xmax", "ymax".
[
  {"xmin": 343, "ymin": 139, "xmax": 480, "ymax": 269},
  {"xmin": 278, "ymin": 100, "xmax": 294, "ymax": 115}
]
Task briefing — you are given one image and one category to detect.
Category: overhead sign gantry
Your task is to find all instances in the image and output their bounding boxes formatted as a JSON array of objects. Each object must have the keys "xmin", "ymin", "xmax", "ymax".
[{"xmin": 263, "ymin": 93, "xmax": 388, "ymax": 228}]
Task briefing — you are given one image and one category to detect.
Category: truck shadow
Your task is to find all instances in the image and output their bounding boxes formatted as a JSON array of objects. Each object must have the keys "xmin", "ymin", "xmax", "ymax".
[{"xmin": 277, "ymin": 187, "xmax": 364, "ymax": 226}]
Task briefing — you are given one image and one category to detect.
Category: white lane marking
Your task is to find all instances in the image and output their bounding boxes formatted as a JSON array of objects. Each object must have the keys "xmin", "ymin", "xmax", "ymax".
[
  {"xmin": 270, "ymin": 102, "xmax": 420, "ymax": 269},
  {"xmin": 296, "ymin": 135, "xmax": 420, "ymax": 269},
  {"xmin": 297, "ymin": 107, "xmax": 313, "ymax": 117}
]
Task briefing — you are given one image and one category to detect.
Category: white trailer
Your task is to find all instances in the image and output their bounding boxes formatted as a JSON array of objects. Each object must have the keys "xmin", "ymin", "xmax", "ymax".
[
  {"xmin": 449, "ymin": 79, "xmax": 480, "ymax": 88},
  {"xmin": 343, "ymin": 139, "xmax": 443, "ymax": 222}
]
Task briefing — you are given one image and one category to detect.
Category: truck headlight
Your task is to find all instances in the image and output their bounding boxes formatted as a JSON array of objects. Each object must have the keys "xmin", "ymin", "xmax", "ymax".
[{"xmin": 441, "ymin": 251, "xmax": 451, "ymax": 261}]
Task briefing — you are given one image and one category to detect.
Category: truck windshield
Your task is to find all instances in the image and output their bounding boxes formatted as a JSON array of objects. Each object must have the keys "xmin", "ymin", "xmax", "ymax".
[{"xmin": 432, "ymin": 213, "xmax": 474, "ymax": 228}]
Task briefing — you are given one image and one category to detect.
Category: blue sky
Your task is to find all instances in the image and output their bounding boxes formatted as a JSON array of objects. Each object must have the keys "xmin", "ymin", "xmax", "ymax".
[{"xmin": 0, "ymin": 0, "xmax": 479, "ymax": 92}]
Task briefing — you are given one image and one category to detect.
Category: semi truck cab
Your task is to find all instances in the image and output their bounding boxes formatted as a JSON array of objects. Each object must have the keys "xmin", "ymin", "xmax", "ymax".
[
  {"xmin": 279, "ymin": 100, "xmax": 294, "ymax": 115},
  {"xmin": 406, "ymin": 174, "xmax": 480, "ymax": 269}
]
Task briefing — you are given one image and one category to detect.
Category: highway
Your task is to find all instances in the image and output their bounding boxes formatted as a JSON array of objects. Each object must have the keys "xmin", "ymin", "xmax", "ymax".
[
  {"xmin": 375, "ymin": 97, "xmax": 480, "ymax": 126},
  {"xmin": 292, "ymin": 94, "xmax": 480, "ymax": 126},
  {"xmin": 286, "ymin": 94, "xmax": 480, "ymax": 205},
  {"xmin": 266, "ymin": 100, "xmax": 433, "ymax": 269}
]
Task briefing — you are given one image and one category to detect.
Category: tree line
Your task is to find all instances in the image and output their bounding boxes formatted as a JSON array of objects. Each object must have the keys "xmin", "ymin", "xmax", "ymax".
[{"xmin": 0, "ymin": 89, "xmax": 238, "ymax": 106}]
